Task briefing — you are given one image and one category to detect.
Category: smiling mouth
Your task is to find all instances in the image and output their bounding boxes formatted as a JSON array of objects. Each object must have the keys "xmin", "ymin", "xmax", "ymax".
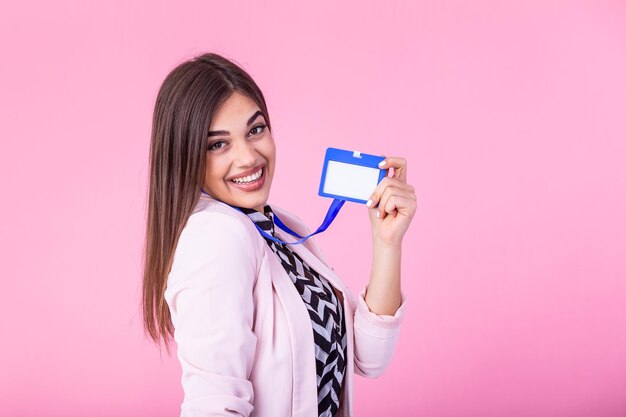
[{"xmin": 231, "ymin": 167, "xmax": 263, "ymax": 184}]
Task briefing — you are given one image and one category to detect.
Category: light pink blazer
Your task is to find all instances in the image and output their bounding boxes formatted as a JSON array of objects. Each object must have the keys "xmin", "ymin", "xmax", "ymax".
[{"xmin": 164, "ymin": 193, "xmax": 407, "ymax": 416}]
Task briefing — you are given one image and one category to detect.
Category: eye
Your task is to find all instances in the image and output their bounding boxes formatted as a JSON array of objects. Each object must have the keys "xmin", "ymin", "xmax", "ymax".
[
  {"xmin": 208, "ymin": 140, "xmax": 226, "ymax": 151},
  {"xmin": 249, "ymin": 123, "xmax": 267, "ymax": 136}
]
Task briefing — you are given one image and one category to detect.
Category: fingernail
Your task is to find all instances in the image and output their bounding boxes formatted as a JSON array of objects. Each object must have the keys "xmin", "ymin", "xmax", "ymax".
[
  {"xmin": 366, "ymin": 199, "xmax": 372, "ymax": 207},
  {"xmin": 376, "ymin": 211, "xmax": 380, "ymax": 218},
  {"xmin": 378, "ymin": 160, "xmax": 386, "ymax": 167}
]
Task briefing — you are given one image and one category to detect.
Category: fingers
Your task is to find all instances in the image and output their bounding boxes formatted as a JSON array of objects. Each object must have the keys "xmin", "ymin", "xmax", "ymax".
[
  {"xmin": 367, "ymin": 177, "xmax": 414, "ymax": 206},
  {"xmin": 378, "ymin": 156, "xmax": 407, "ymax": 182},
  {"xmin": 377, "ymin": 186, "xmax": 416, "ymax": 219},
  {"xmin": 366, "ymin": 177, "xmax": 416, "ymax": 219},
  {"xmin": 380, "ymin": 195, "xmax": 415, "ymax": 220}
]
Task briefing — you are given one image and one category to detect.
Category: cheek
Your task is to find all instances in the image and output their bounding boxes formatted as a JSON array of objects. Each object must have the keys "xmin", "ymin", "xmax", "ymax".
[
  {"xmin": 262, "ymin": 138, "xmax": 276, "ymax": 162},
  {"xmin": 205, "ymin": 157, "xmax": 229, "ymax": 183}
]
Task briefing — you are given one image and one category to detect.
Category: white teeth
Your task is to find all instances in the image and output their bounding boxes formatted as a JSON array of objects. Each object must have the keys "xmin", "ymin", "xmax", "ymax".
[{"xmin": 232, "ymin": 168, "xmax": 263, "ymax": 184}]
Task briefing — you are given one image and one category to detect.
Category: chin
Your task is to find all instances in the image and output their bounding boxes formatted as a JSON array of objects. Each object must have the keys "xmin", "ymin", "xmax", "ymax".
[{"xmin": 232, "ymin": 193, "xmax": 268, "ymax": 210}]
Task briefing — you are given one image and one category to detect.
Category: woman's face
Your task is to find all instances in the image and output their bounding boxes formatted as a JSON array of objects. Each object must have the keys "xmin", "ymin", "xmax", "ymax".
[{"xmin": 203, "ymin": 91, "xmax": 276, "ymax": 212}]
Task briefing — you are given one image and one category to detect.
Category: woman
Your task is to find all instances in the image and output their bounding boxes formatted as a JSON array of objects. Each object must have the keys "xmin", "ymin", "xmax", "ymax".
[{"xmin": 141, "ymin": 52, "xmax": 417, "ymax": 417}]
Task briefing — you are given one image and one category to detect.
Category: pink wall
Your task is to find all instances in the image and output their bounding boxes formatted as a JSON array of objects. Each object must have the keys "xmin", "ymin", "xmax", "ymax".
[{"xmin": 1, "ymin": 1, "xmax": 625, "ymax": 416}]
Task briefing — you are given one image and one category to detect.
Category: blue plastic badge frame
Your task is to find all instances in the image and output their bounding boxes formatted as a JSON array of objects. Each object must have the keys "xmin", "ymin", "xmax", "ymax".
[{"xmin": 318, "ymin": 147, "xmax": 387, "ymax": 204}]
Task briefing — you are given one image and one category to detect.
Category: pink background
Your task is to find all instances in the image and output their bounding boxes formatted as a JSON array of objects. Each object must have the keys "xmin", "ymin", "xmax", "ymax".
[{"xmin": 1, "ymin": 1, "xmax": 625, "ymax": 416}]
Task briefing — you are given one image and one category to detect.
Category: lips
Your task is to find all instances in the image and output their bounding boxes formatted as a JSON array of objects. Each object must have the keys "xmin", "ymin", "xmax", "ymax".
[{"xmin": 228, "ymin": 164, "xmax": 267, "ymax": 192}]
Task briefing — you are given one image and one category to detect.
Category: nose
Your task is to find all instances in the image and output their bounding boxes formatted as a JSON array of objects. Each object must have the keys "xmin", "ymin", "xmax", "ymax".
[{"xmin": 233, "ymin": 137, "xmax": 258, "ymax": 167}]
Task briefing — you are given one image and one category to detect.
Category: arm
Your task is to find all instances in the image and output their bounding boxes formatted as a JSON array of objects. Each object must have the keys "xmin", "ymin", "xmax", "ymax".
[
  {"xmin": 353, "ymin": 155, "xmax": 417, "ymax": 378},
  {"xmin": 366, "ymin": 241, "xmax": 402, "ymax": 315},
  {"xmin": 364, "ymin": 156, "xmax": 416, "ymax": 316},
  {"xmin": 164, "ymin": 211, "xmax": 260, "ymax": 416}
]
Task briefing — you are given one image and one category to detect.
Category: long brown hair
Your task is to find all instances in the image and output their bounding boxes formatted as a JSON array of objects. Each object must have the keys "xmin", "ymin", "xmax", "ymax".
[{"xmin": 141, "ymin": 53, "xmax": 273, "ymax": 355}]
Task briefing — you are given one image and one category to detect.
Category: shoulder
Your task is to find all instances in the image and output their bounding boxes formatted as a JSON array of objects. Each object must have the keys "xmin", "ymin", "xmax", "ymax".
[
  {"xmin": 174, "ymin": 195, "xmax": 264, "ymax": 265},
  {"xmin": 186, "ymin": 198, "xmax": 256, "ymax": 232},
  {"xmin": 188, "ymin": 197, "xmax": 258, "ymax": 235}
]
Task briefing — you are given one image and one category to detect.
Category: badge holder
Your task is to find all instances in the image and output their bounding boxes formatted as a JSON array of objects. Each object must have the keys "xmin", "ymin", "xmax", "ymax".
[{"xmin": 205, "ymin": 147, "xmax": 386, "ymax": 245}]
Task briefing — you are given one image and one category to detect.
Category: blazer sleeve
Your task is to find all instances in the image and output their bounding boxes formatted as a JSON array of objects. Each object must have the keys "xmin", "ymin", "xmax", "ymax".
[
  {"xmin": 164, "ymin": 210, "xmax": 260, "ymax": 417},
  {"xmin": 350, "ymin": 284, "xmax": 407, "ymax": 379}
]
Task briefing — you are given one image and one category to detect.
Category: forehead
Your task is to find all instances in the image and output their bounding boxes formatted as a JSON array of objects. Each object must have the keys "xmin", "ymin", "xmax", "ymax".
[{"xmin": 210, "ymin": 92, "xmax": 261, "ymax": 129}]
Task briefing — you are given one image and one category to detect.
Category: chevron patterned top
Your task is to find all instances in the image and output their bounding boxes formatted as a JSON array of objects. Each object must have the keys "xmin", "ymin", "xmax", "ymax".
[{"xmin": 237, "ymin": 204, "xmax": 347, "ymax": 417}]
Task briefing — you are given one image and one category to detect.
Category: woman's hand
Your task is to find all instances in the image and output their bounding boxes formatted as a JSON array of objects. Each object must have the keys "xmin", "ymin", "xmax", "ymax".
[{"xmin": 366, "ymin": 156, "xmax": 417, "ymax": 246}]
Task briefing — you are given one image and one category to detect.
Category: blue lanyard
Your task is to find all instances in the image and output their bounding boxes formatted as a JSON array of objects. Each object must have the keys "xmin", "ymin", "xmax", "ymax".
[{"xmin": 200, "ymin": 189, "xmax": 345, "ymax": 245}]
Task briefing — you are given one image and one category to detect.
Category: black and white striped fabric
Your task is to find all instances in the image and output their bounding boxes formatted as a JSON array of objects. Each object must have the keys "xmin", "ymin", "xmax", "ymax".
[{"xmin": 237, "ymin": 205, "xmax": 347, "ymax": 417}]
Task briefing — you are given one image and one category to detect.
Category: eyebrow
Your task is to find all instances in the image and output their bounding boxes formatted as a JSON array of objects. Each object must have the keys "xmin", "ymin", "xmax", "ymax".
[{"xmin": 207, "ymin": 110, "xmax": 264, "ymax": 137}]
